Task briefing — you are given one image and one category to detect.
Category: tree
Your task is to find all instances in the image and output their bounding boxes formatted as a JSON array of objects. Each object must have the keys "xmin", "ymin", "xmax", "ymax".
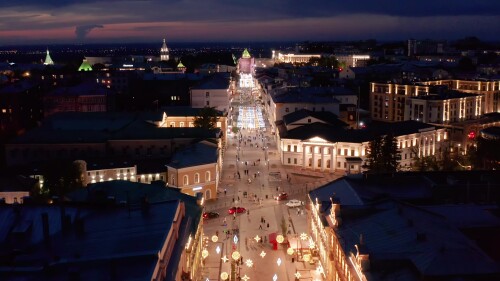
[
  {"xmin": 365, "ymin": 134, "xmax": 400, "ymax": 173},
  {"xmin": 381, "ymin": 134, "xmax": 400, "ymax": 173},
  {"xmin": 39, "ymin": 160, "xmax": 87, "ymax": 199},
  {"xmin": 365, "ymin": 136, "xmax": 383, "ymax": 172},
  {"xmin": 193, "ymin": 106, "xmax": 220, "ymax": 130}
]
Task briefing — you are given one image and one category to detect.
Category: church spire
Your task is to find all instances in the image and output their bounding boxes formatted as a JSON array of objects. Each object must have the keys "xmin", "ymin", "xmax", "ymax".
[
  {"xmin": 44, "ymin": 48, "xmax": 54, "ymax": 65},
  {"xmin": 160, "ymin": 38, "xmax": 169, "ymax": 61}
]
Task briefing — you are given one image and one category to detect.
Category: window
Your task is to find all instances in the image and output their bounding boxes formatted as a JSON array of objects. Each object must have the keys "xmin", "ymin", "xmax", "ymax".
[
  {"xmin": 287, "ymin": 145, "xmax": 291, "ymax": 151},
  {"xmin": 183, "ymin": 175, "xmax": 189, "ymax": 185},
  {"xmin": 308, "ymin": 118, "xmax": 311, "ymax": 123},
  {"xmin": 317, "ymin": 159, "xmax": 321, "ymax": 167},
  {"xmin": 288, "ymin": 158, "xmax": 291, "ymax": 164},
  {"xmin": 170, "ymin": 122, "xmax": 175, "ymax": 127},
  {"xmin": 294, "ymin": 145, "xmax": 298, "ymax": 152},
  {"xmin": 337, "ymin": 161, "xmax": 341, "ymax": 168},
  {"xmin": 344, "ymin": 149, "xmax": 348, "ymax": 156},
  {"xmin": 285, "ymin": 108, "xmax": 289, "ymax": 113},
  {"xmin": 351, "ymin": 149, "xmax": 355, "ymax": 156},
  {"xmin": 180, "ymin": 122, "xmax": 185, "ymax": 127},
  {"xmin": 294, "ymin": 158, "xmax": 297, "ymax": 164},
  {"xmin": 171, "ymin": 175, "xmax": 176, "ymax": 185},
  {"xmin": 194, "ymin": 173, "xmax": 200, "ymax": 183},
  {"xmin": 337, "ymin": 148, "xmax": 341, "ymax": 155},
  {"xmin": 344, "ymin": 162, "xmax": 347, "ymax": 168},
  {"xmin": 206, "ymin": 92, "xmax": 210, "ymax": 97},
  {"xmin": 206, "ymin": 101, "xmax": 210, "ymax": 106},
  {"xmin": 205, "ymin": 171, "xmax": 211, "ymax": 181}
]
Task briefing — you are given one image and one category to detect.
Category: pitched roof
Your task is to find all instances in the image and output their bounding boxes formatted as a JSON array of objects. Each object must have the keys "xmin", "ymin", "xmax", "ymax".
[
  {"xmin": 191, "ymin": 73, "xmax": 230, "ymax": 90},
  {"xmin": 167, "ymin": 141, "xmax": 218, "ymax": 169},
  {"xmin": 282, "ymin": 109, "xmax": 346, "ymax": 127}
]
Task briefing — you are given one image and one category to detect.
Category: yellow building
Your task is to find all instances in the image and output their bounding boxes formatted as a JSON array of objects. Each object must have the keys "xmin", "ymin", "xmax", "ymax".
[{"xmin": 166, "ymin": 140, "xmax": 221, "ymax": 200}]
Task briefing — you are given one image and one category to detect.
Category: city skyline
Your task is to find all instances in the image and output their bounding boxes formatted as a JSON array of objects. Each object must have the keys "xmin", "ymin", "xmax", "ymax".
[{"xmin": 0, "ymin": 0, "xmax": 499, "ymax": 45}]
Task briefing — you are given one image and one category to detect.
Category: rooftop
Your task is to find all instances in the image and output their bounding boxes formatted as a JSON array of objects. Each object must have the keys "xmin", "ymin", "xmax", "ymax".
[{"xmin": 168, "ymin": 141, "xmax": 218, "ymax": 169}]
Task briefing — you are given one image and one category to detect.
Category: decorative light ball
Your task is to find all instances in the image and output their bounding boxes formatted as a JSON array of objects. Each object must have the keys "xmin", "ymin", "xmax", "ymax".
[
  {"xmin": 211, "ymin": 235, "xmax": 218, "ymax": 242},
  {"xmin": 221, "ymin": 272, "xmax": 229, "ymax": 280},
  {"xmin": 276, "ymin": 234, "xmax": 284, "ymax": 243},
  {"xmin": 232, "ymin": 251, "xmax": 241, "ymax": 261},
  {"xmin": 202, "ymin": 249, "xmax": 209, "ymax": 259},
  {"xmin": 287, "ymin": 248, "xmax": 295, "ymax": 255},
  {"xmin": 303, "ymin": 254, "xmax": 311, "ymax": 262}
]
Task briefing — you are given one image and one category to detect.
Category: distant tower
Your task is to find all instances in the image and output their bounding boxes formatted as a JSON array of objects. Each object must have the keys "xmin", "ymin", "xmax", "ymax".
[
  {"xmin": 177, "ymin": 61, "xmax": 186, "ymax": 73},
  {"xmin": 160, "ymin": 38, "xmax": 169, "ymax": 61},
  {"xmin": 44, "ymin": 49, "xmax": 54, "ymax": 65}
]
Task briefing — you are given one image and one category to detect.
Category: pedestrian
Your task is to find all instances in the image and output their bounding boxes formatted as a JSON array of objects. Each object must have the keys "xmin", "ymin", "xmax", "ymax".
[
  {"xmin": 267, "ymin": 223, "xmax": 269, "ymax": 228},
  {"xmin": 224, "ymin": 189, "xmax": 227, "ymax": 195},
  {"xmin": 261, "ymin": 216, "xmax": 264, "ymax": 223}
]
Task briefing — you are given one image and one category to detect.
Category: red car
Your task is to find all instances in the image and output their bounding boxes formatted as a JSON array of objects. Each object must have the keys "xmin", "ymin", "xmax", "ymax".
[
  {"xmin": 274, "ymin": 192, "xmax": 288, "ymax": 201},
  {"xmin": 228, "ymin": 207, "xmax": 246, "ymax": 214}
]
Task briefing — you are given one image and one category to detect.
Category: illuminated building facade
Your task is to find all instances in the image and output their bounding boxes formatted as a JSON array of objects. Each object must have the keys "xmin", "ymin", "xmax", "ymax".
[
  {"xmin": 370, "ymin": 82, "xmax": 431, "ymax": 122},
  {"xmin": 404, "ymin": 92, "xmax": 484, "ymax": 123},
  {"xmin": 272, "ymin": 50, "xmax": 321, "ymax": 64},
  {"xmin": 422, "ymin": 79, "xmax": 500, "ymax": 113},
  {"xmin": 166, "ymin": 141, "xmax": 221, "ymax": 200},
  {"xmin": 334, "ymin": 54, "xmax": 370, "ymax": 67},
  {"xmin": 277, "ymin": 121, "xmax": 447, "ymax": 172}
]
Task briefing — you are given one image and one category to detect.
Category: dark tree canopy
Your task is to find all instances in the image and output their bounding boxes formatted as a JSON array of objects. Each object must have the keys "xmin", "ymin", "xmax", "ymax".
[
  {"xmin": 365, "ymin": 134, "xmax": 400, "ymax": 173},
  {"xmin": 193, "ymin": 106, "xmax": 220, "ymax": 130}
]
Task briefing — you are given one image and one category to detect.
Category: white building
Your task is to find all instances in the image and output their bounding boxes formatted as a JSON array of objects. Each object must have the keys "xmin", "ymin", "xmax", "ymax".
[
  {"xmin": 277, "ymin": 120, "xmax": 447, "ymax": 173},
  {"xmin": 272, "ymin": 50, "xmax": 321, "ymax": 64}
]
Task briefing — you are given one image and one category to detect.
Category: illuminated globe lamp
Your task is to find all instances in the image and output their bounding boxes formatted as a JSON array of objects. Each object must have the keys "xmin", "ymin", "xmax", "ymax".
[
  {"xmin": 232, "ymin": 251, "xmax": 241, "ymax": 261},
  {"xmin": 303, "ymin": 254, "xmax": 311, "ymax": 263},
  {"xmin": 287, "ymin": 247, "xmax": 295, "ymax": 255},
  {"xmin": 202, "ymin": 249, "xmax": 209, "ymax": 259},
  {"xmin": 221, "ymin": 272, "xmax": 229, "ymax": 280},
  {"xmin": 276, "ymin": 234, "xmax": 285, "ymax": 244},
  {"xmin": 211, "ymin": 235, "xmax": 218, "ymax": 243}
]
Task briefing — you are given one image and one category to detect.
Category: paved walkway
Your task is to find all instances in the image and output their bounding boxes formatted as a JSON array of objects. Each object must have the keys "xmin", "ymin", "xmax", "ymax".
[{"xmin": 202, "ymin": 87, "xmax": 337, "ymax": 281}]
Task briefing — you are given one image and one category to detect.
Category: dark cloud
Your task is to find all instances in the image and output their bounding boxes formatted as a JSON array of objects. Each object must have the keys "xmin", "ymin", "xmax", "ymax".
[{"xmin": 75, "ymin": 24, "xmax": 103, "ymax": 40}]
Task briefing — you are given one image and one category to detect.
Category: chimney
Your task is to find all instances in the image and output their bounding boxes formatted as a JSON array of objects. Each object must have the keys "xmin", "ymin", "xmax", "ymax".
[{"xmin": 41, "ymin": 212, "xmax": 50, "ymax": 243}]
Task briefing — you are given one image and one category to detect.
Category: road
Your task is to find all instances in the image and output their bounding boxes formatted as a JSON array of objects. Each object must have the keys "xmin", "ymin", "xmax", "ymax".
[{"xmin": 201, "ymin": 85, "xmax": 336, "ymax": 281}]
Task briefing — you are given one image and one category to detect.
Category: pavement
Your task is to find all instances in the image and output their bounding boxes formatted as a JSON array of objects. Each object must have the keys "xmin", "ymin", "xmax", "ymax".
[{"xmin": 202, "ymin": 87, "xmax": 338, "ymax": 281}]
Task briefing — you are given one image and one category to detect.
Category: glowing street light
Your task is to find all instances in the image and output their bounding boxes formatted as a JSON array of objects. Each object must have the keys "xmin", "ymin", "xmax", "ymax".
[
  {"xmin": 221, "ymin": 256, "xmax": 229, "ymax": 263},
  {"xmin": 216, "ymin": 246, "xmax": 221, "ymax": 254},
  {"xmin": 233, "ymin": 235, "xmax": 239, "ymax": 244},
  {"xmin": 276, "ymin": 258, "xmax": 282, "ymax": 266},
  {"xmin": 276, "ymin": 234, "xmax": 284, "ymax": 243},
  {"xmin": 232, "ymin": 251, "xmax": 241, "ymax": 261},
  {"xmin": 260, "ymin": 251, "xmax": 267, "ymax": 258},
  {"xmin": 212, "ymin": 235, "xmax": 218, "ymax": 242},
  {"xmin": 241, "ymin": 275, "xmax": 250, "ymax": 281},
  {"xmin": 287, "ymin": 248, "xmax": 294, "ymax": 255},
  {"xmin": 221, "ymin": 272, "xmax": 229, "ymax": 280},
  {"xmin": 202, "ymin": 249, "xmax": 209, "ymax": 259},
  {"xmin": 273, "ymin": 274, "xmax": 278, "ymax": 281},
  {"xmin": 254, "ymin": 235, "xmax": 261, "ymax": 242},
  {"xmin": 295, "ymin": 272, "xmax": 302, "ymax": 279},
  {"xmin": 300, "ymin": 233, "xmax": 308, "ymax": 240},
  {"xmin": 245, "ymin": 259, "xmax": 254, "ymax": 267}
]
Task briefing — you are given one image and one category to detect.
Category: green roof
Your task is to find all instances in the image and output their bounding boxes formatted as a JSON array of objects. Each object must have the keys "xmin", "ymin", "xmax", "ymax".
[
  {"xmin": 242, "ymin": 48, "xmax": 251, "ymax": 59},
  {"xmin": 78, "ymin": 58, "xmax": 93, "ymax": 71},
  {"xmin": 44, "ymin": 49, "xmax": 54, "ymax": 65},
  {"xmin": 177, "ymin": 61, "xmax": 185, "ymax": 68}
]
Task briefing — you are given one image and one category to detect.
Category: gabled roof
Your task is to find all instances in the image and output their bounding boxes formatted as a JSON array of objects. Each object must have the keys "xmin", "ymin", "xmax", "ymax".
[{"xmin": 282, "ymin": 109, "xmax": 346, "ymax": 127}]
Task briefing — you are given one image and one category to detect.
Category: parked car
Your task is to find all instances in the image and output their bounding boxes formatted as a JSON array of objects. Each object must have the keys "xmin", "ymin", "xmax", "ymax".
[
  {"xmin": 203, "ymin": 212, "xmax": 220, "ymax": 219},
  {"xmin": 274, "ymin": 192, "xmax": 288, "ymax": 201},
  {"xmin": 285, "ymin": 199, "xmax": 304, "ymax": 208},
  {"xmin": 228, "ymin": 207, "xmax": 246, "ymax": 214}
]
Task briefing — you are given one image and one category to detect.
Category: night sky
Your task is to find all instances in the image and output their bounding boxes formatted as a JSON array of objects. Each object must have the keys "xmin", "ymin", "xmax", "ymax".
[{"xmin": 1, "ymin": 0, "xmax": 499, "ymax": 45}]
